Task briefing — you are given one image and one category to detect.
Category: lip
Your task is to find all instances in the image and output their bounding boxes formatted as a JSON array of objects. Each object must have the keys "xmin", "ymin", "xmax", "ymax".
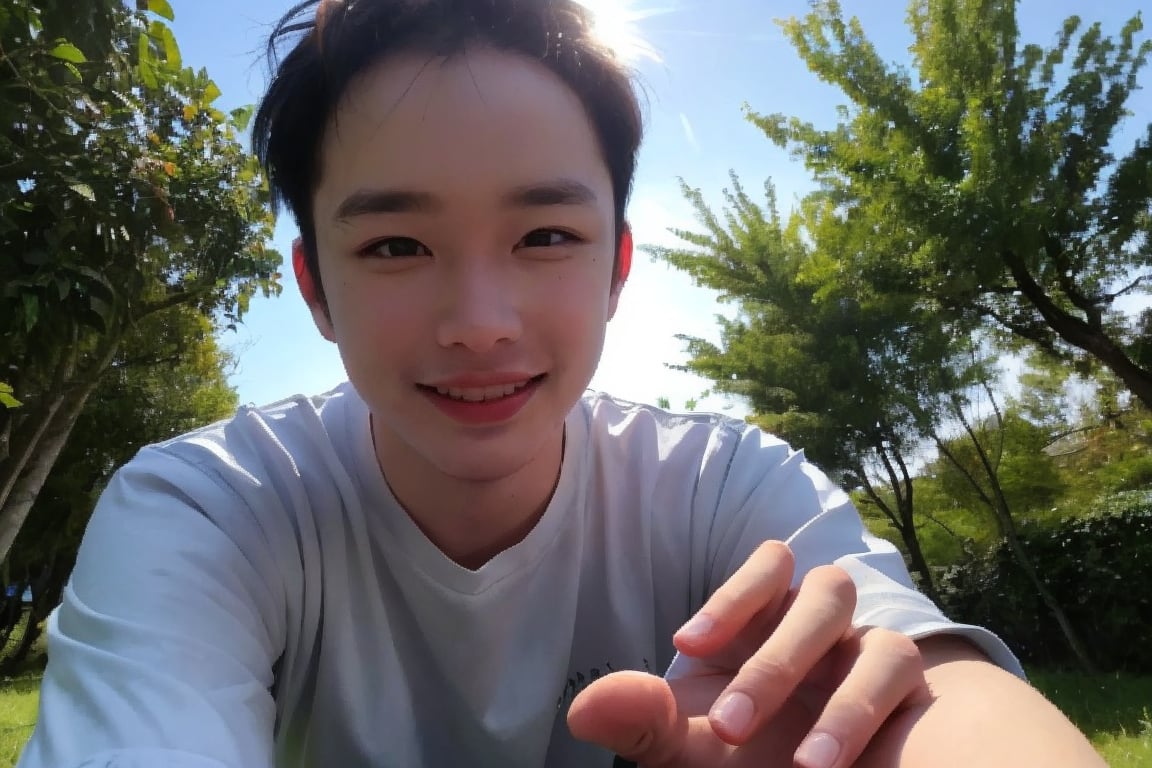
[{"xmin": 418, "ymin": 373, "xmax": 546, "ymax": 426}]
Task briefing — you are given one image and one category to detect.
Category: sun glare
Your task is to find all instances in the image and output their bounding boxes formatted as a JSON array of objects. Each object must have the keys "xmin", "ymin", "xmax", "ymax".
[{"xmin": 574, "ymin": 0, "xmax": 664, "ymax": 64}]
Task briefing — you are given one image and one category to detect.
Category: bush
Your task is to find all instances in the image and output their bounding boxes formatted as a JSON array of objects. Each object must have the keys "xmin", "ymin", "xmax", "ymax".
[{"xmin": 939, "ymin": 490, "xmax": 1152, "ymax": 673}]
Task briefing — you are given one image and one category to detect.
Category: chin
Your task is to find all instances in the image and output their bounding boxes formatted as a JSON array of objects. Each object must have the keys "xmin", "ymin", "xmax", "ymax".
[{"xmin": 431, "ymin": 447, "xmax": 544, "ymax": 484}]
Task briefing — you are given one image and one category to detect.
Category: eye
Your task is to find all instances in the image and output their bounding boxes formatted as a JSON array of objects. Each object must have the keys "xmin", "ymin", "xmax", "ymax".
[
  {"xmin": 516, "ymin": 228, "xmax": 582, "ymax": 249},
  {"xmin": 358, "ymin": 237, "xmax": 432, "ymax": 259}
]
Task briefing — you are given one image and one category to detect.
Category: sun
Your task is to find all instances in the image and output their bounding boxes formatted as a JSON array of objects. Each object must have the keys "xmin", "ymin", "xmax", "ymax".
[{"xmin": 574, "ymin": 0, "xmax": 664, "ymax": 64}]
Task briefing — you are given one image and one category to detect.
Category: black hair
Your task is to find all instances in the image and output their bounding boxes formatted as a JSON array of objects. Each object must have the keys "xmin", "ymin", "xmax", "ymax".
[{"xmin": 253, "ymin": 0, "xmax": 644, "ymax": 304}]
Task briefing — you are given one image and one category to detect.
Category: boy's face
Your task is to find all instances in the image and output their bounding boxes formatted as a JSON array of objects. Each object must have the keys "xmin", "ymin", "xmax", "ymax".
[{"xmin": 309, "ymin": 48, "xmax": 622, "ymax": 482}]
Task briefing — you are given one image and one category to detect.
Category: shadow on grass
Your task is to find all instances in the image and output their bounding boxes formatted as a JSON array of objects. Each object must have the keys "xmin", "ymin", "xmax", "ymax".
[
  {"xmin": 0, "ymin": 677, "xmax": 39, "ymax": 698},
  {"xmin": 1031, "ymin": 669, "xmax": 1152, "ymax": 737}
]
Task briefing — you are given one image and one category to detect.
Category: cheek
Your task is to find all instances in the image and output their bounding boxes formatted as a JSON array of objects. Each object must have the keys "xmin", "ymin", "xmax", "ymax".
[
  {"xmin": 326, "ymin": 276, "xmax": 424, "ymax": 345},
  {"xmin": 530, "ymin": 265, "xmax": 612, "ymax": 315},
  {"xmin": 529, "ymin": 271, "xmax": 613, "ymax": 354}
]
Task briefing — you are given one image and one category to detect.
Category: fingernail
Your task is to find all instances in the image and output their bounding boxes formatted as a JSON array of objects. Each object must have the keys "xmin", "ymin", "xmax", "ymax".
[
  {"xmin": 675, "ymin": 613, "xmax": 715, "ymax": 643},
  {"xmin": 710, "ymin": 691, "xmax": 755, "ymax": 739},
  {"xmin": 795, "ymin": 732, "xmax": 842, "ymax": 768}
]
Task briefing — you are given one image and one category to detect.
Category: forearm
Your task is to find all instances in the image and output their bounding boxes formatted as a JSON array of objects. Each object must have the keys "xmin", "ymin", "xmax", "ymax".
[{"xmin": 856, "ymin": 636, "xmax": 1105, "ymax": 768}]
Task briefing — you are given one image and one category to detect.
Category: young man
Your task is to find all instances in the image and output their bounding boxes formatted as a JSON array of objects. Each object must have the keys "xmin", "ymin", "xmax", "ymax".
[{"xmin": 19, "ymin": 1, "xmax": 1105, "ymax": 767}]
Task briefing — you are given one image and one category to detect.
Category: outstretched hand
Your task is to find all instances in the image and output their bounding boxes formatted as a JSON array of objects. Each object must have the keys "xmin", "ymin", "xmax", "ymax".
[{"xmin": 568, "ymin": 542, "xmax": 930, "ymax": 768}]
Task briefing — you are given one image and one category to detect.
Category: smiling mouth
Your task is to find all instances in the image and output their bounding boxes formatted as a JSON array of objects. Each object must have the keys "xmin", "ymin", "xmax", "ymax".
[{"xmin": 419, "ymin": 374, "xmax": 547, "ymax": 402}]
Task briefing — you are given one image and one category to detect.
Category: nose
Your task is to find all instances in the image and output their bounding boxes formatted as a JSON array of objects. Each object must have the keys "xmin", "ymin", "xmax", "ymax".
[{"xmin": 434, "ymin": 262, "xmax": 522, "ymax": 352}]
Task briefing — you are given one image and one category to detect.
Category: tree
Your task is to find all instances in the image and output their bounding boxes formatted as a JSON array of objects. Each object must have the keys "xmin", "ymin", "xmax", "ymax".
[
  {"xmin": 0, "ymin": 305, "xmax": 239, "ymax": 672},
  {"xmin": 755, "ymin": 0, "xmax": 1152, "ymax": 407},
  {"xmin": 0, "ymin": 0, "xmax": 280, "ymax": 563},
  {"xmin": 924, "ymin": 375, "xmax": 1096, "ymax": 671},
  {"xmin": 650, "ymin": 174, "xmax": 981, "ymax": 600}
]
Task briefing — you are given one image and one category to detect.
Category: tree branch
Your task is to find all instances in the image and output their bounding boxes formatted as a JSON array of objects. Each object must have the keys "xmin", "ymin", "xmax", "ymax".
[
  {"xmin": 1044, "ymin": 234, "xmax": 1103, "ymax": 327},
  {"xmin": 973, "ymin": 303, "xmax": 1066, "ymax": 358},
  {"xmin": 999, "ymin": 249, "xmax": 1152, "ymax": 407},
  {"xmin": 134, "ymin": 288, "xmax": 210, "ymax": 319},
  {"xmin": 1102, "ymin": 274, "xmax": 1148, "ymax": 302},
  {"xmin": 859, "ymin": 472, "xmax": 902, "ymax": 532}
]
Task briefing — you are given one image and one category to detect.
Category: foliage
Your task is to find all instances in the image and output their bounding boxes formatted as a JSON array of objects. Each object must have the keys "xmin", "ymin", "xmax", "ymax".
[
  {"xmin": 756, "ymin": 0, "xmax": 1152, "ymax": 408},
  {"xmin": 0, "ymin": 306, "xmax": 239, "ymax": 671},
  {"xmin": 0, "ymin": 0, "xmax": 280, "ymax": 562},
  {"xmin": 6, "ymin": 308, "xmax": 237, "ymax": 575},
  {"xmin": 652, "ymin": 158, "xmax": 1018, "ymax": 599},
  {"xmin": 928, "ymin": 406, "xmax": 1067, "ymax": 525},
  {"xmin": 939, "ymin": 490, "xmax": 1152, "ymax": 673}
]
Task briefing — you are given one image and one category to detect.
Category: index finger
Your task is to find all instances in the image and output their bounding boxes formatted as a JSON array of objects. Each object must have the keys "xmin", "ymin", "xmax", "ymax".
[
  {"xmin": 673, "ymin": 540, "xmax": 795, "ymax": 656},
  {"xmin": 710, "ymin": 565, "xmax": 857, "ymax": 745}
]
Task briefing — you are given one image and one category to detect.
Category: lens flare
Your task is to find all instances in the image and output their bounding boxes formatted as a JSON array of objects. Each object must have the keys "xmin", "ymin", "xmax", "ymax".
[{"xmin": 574, "ymin": 0, "xmax": 664, "ymax": 64}]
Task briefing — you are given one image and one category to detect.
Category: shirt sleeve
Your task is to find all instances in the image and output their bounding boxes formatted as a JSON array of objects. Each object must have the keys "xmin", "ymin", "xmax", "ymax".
[
  {"xmin": 666, "ymin": 425, "xmax": 1023, "ymax": 680},
  {"xmin": 17, "ymin": 448, "xmax": 284, "ymax": 768}
]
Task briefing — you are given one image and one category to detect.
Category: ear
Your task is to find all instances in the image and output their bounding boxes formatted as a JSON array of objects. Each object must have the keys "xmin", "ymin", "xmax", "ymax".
[
  {"xmin": 617, "ymin": 224, "xmax": 633, "ymax": 286},
  {"xmin": 608, "ymin": 223, "xmax": 632, "ymax": 320},
  {"xmin": 293, "ymin": 237, "xmax": 336, "ymax": 342}
]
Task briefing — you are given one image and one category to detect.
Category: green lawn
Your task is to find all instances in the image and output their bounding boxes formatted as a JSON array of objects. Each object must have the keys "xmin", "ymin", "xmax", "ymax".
[
  {"xmin": 0, "ymin": 669, "xmax": 1148, "ymax": 766},
  {"xmin": 1030, "ymin": 670, "xmax": 1152, "ymax": 768},
  {"xmin": 0, "ymin": 675, "xmax": 38, "ymax": 768}
]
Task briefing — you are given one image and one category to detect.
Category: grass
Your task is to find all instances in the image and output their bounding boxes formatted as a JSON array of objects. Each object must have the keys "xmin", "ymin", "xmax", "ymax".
[
  {"xmin": 0, "ymin": 665, "xmax": 1147, "ymax": 766},
  {"xmin": 1031, "ymin": 669, "xmax": 1152, "ymax": 768},
  {"xmin": 0, "ymin": 674, "xmax": 38, "ymax": 768}
]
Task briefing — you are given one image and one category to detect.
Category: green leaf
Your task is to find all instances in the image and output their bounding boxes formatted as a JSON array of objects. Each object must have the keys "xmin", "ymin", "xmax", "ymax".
[
  {"xmin": 160, "ymin": 25, "xmax": 181, "ymax": 68},
  {"xmin": 140, "ymin": 61, "xmax": 159, "ymax": 90},
  {"xmin": 230, "ymin": 105, "xmax": 254, "ymax": 133},
  {"xmin": 203, "ymin": 80, "xmax": 222, "ymax": 104},
  {"xmin": 69, "ymin": 183, "xmax": 95, "ymax": 202},
  {"xmin": 48, "ymin": 42, "xmax": 86, "ymax": 64},
  {"xmin": 0, "ymin": 383, "xmax": 21, "ymax": 409},
  {"xmin": 22, "ymin": 293, "xmax": 39, "ymax": 330},
  {"xmin": 137, "ymin": 31, "xmax": 156, "ymax": 87},
  {"xmin": 148, "ymin": 0, "xmax": 175, "ymax": 22}
]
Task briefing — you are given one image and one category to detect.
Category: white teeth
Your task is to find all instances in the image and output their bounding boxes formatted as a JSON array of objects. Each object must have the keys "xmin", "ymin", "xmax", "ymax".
[{"xmin": 433, "ymin": 380, "xmax": 532, "ymax": 402}]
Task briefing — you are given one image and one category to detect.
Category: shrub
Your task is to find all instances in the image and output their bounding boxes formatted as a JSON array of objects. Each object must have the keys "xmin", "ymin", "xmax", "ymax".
[{"xmin": 939, "ymin": 490, "xmax": 1152, "ymax": 673}]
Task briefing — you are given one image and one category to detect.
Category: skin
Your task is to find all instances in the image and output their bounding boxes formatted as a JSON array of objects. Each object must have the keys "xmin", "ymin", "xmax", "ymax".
[
  {"xmin": 567, "ymin": 542, "xmax": 1107, "ymax": 768},
  {"xmin": 309, "ymin": 48, "xmax": 621, "ymax": 568},
  {"xmin": 302, "ymin": 47, "xmax": 1106, "ymax": 768}
]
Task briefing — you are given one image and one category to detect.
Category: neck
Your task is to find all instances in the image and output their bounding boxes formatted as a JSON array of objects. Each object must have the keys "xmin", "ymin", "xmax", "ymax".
[{"xmin": 370, "ymin": 418, "xmax": 565, "ymax": 571}]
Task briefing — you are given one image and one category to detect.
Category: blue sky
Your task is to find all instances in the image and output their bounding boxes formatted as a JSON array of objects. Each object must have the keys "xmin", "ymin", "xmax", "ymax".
[{"xmin": 171, "ymin": 0, "xmax": 1151, "ymax": 413}]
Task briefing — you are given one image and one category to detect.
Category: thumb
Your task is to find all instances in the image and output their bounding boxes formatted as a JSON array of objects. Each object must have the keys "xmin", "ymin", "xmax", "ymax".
[{"xmin": 567, "ymin": 671, "xmax": 687, "ymax": 766}]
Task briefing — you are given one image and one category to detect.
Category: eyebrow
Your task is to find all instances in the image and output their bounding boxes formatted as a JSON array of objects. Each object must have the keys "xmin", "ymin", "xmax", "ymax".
[
  {"xmin": 332, "ymin": 178, "xmax": 599, "ymax": 221},
  {"xmin": 504, "ymin": 179, "xmax": 598, "ymax": 208}
]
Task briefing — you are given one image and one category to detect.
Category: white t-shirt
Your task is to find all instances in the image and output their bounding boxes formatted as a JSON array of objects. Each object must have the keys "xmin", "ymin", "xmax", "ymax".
[{"xmin": 19, "ymin": 384, "xmax": 1020, "ymax": 768}]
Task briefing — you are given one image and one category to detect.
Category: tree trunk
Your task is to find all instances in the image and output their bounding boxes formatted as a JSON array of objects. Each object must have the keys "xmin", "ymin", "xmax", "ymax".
[
  {"xmin": 899, "ymin": 511, "xmax": 938, "ymax": 603},
  {"xmin": 0, "ymin": 332, "xmax": 121, "ymax": 566},
  {"xmin": 0, "ymin": 553, "xmax": 65, "ymax": 676},
  {"xmin": 0, "ymin": 344, "xmax": 78, "ymax": 514},
  {"xmin": 0, "ymin": 582, "xmax": 23, "ymax": 650},
  {"xmin": 986, "ymin": 478, "xmax": 1098, "ymax": 674},
  {"xmin": 859, "ymin": 464, "xmax": 940, "ymax": 603},
  {"xmin": 884, "ymin": 446, "xmax": 941, "ymax": 602},
  {"xmin": 935, "ymin": 416, "xmax": 1098, "ymax": 674},
  {"xmin": 0, "ymin": 379, "xmax": 101, "ymax": 565}
]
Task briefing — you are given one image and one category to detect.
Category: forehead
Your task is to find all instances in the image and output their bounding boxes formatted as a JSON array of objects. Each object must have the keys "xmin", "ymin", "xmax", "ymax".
[{"xmin": 314, "ymin": 48, "xmax": 613, "ymax": 213}]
